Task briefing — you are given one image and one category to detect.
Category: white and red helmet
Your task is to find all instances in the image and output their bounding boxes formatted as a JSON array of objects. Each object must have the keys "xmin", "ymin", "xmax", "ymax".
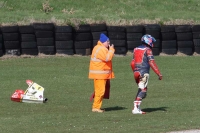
[{"xmin": 141, "ymin": 34, "xmax": 156, "ymax": 47}]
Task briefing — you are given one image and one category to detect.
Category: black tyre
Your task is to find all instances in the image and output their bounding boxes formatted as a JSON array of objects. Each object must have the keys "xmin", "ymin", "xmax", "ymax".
[
  {"xmin": 37, "ymin": 38, "xmax": 54, "ymax": 46},
  {"xmin": 144, "ymin": 24, "xmax": 161, "ymax": 31},
  {"xmin": 127, "ymin": 41, "xmax": 141, "ymax": 49},
  {"xmin": 55, "ymin": 41, "xmax": 74, "ymax": 49},
  {"xmin": 74, "ymin": 41, "xmax": 92, "ymax": 49},
  {"xmin": 75, "ymin": 48, "xmax": 91, "ymax": 55},
  {"xmin": 152, "ymin": 48, "xmax": 160, "ymax": 56},
  {"xmin": 177, "ymin": 48, "xmax": 193, "ymax": 55},
  {"xmin": 192, "ymin": 32, "xmax": 200, "ymax": 39},
  {"xmin": 5, "ymin": 49, "xmax": 20, "ymax": 56},
  {"xmin": 161, "ymin": 32, "xmax": 176, "ymax": 40},
  {"xmin": 1, "ymin": 25, "xmax": 18, "ymax": 33},
  {"xmin": 145, "ymin": 30, "xmax": 160, "ymax": 39},
  {"xmin": 21, "ymin": 34, "xmax": 36, "ymax": 42},
  {"xmin": 4, "ymin": 41, "xmax": 20, "ymax": 49},
  {"xmin": 192, "ymin": 25, "xmax": 200, "ymax": 32},
  {"xmin": 110, "ymin": 40, "xmax": 126, "ymax": 47},
  {"xmin": 175, "ymin": 25, "xmax": 192, "ymax": 33},
  {"xmin": 108, "ymin": 32, "xmax": 126, "ymax": 40},
  {"xmin": 90, "ymin": 24, "xmax": 107, "ymax": 32},
  {"xmin": 161, "ymin": 49, "xmax": 177, "ymax": 55},
  {"xmin": 91, "ymin": 31, "xmax": 107, "ymax": 40},
  {"xmin": 3, "ymin": 33, "xmax": 19, "ymax": 41},
  {"xmin": 0, "ymin": 50, "xmax": 3, "ymax": 56},
  {"xmin": 0, "ymin": 43, "xmax": 3, "ymax": 49},
  {"xmin": 107, "ymin": 26, "xmax": 125, "ymax": 32},
  {"xmin": 38, "ymin": 46, "xmax": 55, "ymax": 55},
  {"xmin": 74, "ymin": 33, "xmax": 92, "ymax": 41},
  {"xmin": 55, "ymin": 25, "xmax": 73, "ymax": 33},
  {"xmin": 114, "ymin": 47, "xmax": 127, "ymax": 55},
  {"xmin": 21, "ymin": 42, "xmax": 37, "ymax": 49},
  {"xmin": 161, "ymin": 25, "xmax": 175, "ymax": 32},
  {"xmin": 55, "ymin": 33, "xmax": 73, "ymax": 41},
  {"xmin": 177, "ymin": 41, "xmax": 193, "ymax": 48},
  {"xmin": 126, "ymin": 33, "xmax": 143, "ymax": 41},
  {"xmin": 74, "ymin": 24, "xmax": 91, "ymax": 33},
  {"xmin": 154, "ymin": 39, "xmax": 161, "ymax": 48},
  {"xmin": 33, "ymin": 23, "xmax": 54, "ymax": 31},
  {"xmin": 176, "ymin": 32, "xmax": 193, "ymax": 41},
  {"xmin": 194, "ymin": 47, "xmax": 200, "ymax": 54},
  {"xmin": 21, "ymin": 49, "xmax": 38, "ymax": 55},
  {"xmin": 56, "ymin": 49, "xmax": 74, "ymax": 55},
  {"xmin": 162, "ymin": 40, "xmax": 177, "ymax": 49},
  {"xmin": 193, "ymin": 39, "xmax": 200, "ymax": 47},
  {"xmin": 0, "ymin": 34, "xmax": 2, "ymax": 42},
  {"xmin": 126, "ymin": 25, "xmax": 144, "ymax": 33},
  {"xmin": 35, "ymin": 31, "xmax": 54, "ymax": 38},
  {"xmin": 19, "ymin": 25, "xmax": 34, "ymax": 33}
]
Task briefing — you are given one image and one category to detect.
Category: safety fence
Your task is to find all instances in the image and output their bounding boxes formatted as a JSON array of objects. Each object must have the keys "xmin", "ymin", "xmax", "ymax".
[{"xmin": 0, "ymin": 23, "xmax": 200, "ymax": 56}]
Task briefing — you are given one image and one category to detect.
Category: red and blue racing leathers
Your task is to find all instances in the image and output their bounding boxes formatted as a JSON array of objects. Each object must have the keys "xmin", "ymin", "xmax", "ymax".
[{"xmin": 131, "ymin": 45, "xmax": 162, "ymax": 84}]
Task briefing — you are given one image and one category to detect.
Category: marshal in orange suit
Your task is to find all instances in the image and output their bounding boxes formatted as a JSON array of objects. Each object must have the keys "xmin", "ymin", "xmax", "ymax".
[{"xmin": 89, "ymin": 33, "xmax": 115, "ymax": 113}]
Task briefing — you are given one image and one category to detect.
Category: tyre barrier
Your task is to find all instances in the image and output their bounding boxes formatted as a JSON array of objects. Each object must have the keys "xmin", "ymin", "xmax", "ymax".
[
  {"xmin": 107, "ymin": 26, "xmax": 127, "ymax": 55},
  {"xmin": 145, "ymin": 24, "xmax": 161, "ymax": 55},
  {"xmin": 2, "ymin": 25, "xmax": 20, "ymax": 56},
  {"xmin": 91, "ymin": 23, "xmax": 107, "ymax": 52},
  {"xmin": 175, "ymin": 25, "xmax": 193, "ymax": 55},
  {"xmin": 55, "ymin": 25, "xmax": 74, "ymax": 55},
  {"xmin": 19, "ymin": 25, "xmax": 38, "ymax": 55},
  {"xmin": 161, "ymin": 25, "xmax": 177, "ymax": 55},
  {"xmin": 126, "ymin": 25, "xmax": 144, "ymax": 54},
  {"xmin": 0, "ymin": 23, "xmax": 200, "ymax": 57},
  {"xmin": 34, "ymin": 23, "xmax": 55, "ymax": 55},
  {"xmin": 74, "ymin": 24, "xmax": 92, "ymax": 55},
  {"xmin": 192, "ymin": 25, "xmax": 200, "ymax": 54}
]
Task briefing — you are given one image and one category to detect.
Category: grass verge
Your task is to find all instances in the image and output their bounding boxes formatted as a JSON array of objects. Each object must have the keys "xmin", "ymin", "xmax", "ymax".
[{"xmin": 0, "ymin": 55, "xmax": 200, "ymax": 133}]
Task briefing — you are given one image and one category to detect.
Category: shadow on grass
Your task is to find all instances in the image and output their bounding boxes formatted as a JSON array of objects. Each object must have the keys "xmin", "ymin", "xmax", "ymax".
[
  {"xmin": 104, "ymin": 106, "xmax": 127, "ymax": 111},
  {"xmin": 142, "ymin": 107, "xmax": 168, "ymax": 113}
]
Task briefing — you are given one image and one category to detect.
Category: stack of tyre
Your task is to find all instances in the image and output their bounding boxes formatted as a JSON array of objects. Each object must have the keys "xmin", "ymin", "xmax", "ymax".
[
  {"xmin": 192, "ymin": 25, "xmax": 200, "ymax": 54},
  {"xmin": 19, "ymin": 25, "xmax": 38, "ymax": 55},
  {"xmin": 144, "ymin": 24, "xmax": 161, "ymax": 55},
  {"xmin": 175, "ymin": 25, "xmax": 193, "ymax": 55},
  {"xmin": 107, "ymin": 26, "xmax": 127, "ymax": 55},
  {"xmin": 91, "ymin": 24, "xmax": 107, "ymax": 49},
  {"xmin": 0, "ymin": 28, "xmax": 3, "ymax": 56},
  {"xmin": 2, "ymin": 25, "xmax": 20, "ymax": 56},
  {"xmin": 126, "ymin": 25, "xmax": 144, "ymax": 53},
  {"xmin": 161, "ymin": 25, "xmax": 177, "ymax": 55},
  {"xmin": 74, "ymin": 24, "xmax": 92, "ymax": 55},
  {"xmin": 55, "ymin": 25, "xmax": 74, "ymax": 55},
  {"xmin": 33, "ymin": 23, "xmax": 55, "ymax": 55}
]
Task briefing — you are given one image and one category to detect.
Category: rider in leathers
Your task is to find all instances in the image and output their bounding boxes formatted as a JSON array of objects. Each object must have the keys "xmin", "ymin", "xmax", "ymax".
[{"xmin": 131, "ymin": 34, "xmax": 163, "ymax": 114}]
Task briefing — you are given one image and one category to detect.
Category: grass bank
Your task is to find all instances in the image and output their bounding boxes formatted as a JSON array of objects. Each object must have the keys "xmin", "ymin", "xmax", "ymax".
[
  {"xmin": 0, "ymin": 0, "xmax": 200, "ymax": 25},
  {"xmin": 0, "ymin": 55, "xmax": 200, "ymax": 133}
]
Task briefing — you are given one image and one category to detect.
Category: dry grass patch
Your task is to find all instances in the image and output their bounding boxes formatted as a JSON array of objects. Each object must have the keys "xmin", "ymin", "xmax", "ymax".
[{"xmin": 41, "ymin": 0, "xmax": 53, "ymax": 14}]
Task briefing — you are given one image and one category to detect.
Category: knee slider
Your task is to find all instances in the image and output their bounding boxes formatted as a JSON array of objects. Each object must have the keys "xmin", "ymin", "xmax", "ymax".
[{"xmin": 138, "ymin": 91, "xmax": 147, "ymax": 99}]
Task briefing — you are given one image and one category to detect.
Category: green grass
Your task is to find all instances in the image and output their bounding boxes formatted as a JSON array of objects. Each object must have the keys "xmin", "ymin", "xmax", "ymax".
[
  {"xmin": 1, "ymin": 0, "xmax": 200, "ymax": 25},
  {"xmin": 0, "ymin": 0, "xmax": 200, "ymax": 132},
  {"xmin": 0, "ymin": 55, "xmax": 200, "ymax": 133}
]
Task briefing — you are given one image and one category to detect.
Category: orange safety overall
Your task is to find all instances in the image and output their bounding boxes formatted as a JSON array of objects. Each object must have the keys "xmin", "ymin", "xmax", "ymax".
[{"xmin": 89, "ymin": 41, "xmax": 115, "ymax": 109}]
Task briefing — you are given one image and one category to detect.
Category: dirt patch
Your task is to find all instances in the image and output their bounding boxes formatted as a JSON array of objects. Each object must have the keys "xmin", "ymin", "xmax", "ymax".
[
  {"xmin": 0, "ymin": 52, "xmax": 200, "ymax": 60},
  {"xmin": 159, "ymin": 52, "xmax": 200, "ymax": 57},
  {"xmin": 168, "ymin": 129, "xmax": 200, "ymax": 133},
  {"xmin": 0, "ymin": 53, "xmax": 75, "ymax": 60}
]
